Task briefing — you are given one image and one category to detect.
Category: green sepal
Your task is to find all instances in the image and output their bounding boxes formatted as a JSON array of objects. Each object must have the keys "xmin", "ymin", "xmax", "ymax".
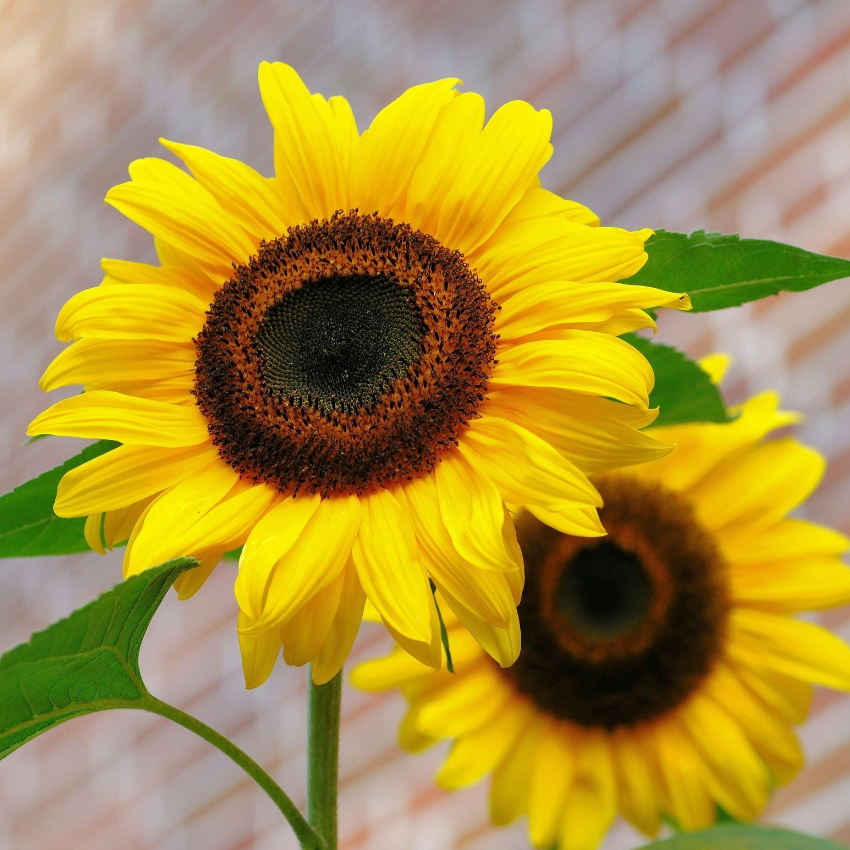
[
  {"xmin": 0, "ymin": 558, "xmax": 195, "ymax": 757},
  {"xmin": 629, "ymin": 229, "xmax": 850, "ymax": 312},
  {"xmin": 0, "ymin": 440, "xmax": 118, "ymax": 557},
  {"xmin": 637, "ymin": 824, "xmax": 845, "ymax": 849},
  {"xmin": 624, "ymin": 335, "xmax": 731, "ymax": 427}
]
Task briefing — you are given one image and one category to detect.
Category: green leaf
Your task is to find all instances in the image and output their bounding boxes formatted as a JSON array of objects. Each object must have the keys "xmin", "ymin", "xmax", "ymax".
[
  {"xmin": 624, "ymin": 335, "xmax": 731, "ymax": 427},
  {"xmin": 0, "ymin": 440, "xmax": 117, "ymax": 557},
  {"xmin": 628, "ymin": 229, "xmax": 850, "ymax": 312},
  {"xmin": 638, "ymin": 824, "xmax": 845, "ymax": 849},
  {"xmin": 0, "ymin": 558, "xmax": 195, "ymax": 757}
]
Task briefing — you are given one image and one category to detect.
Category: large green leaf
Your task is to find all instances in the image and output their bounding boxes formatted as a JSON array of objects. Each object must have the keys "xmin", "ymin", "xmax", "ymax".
[
  {"xmin": 0, "ymin": 440, "xmax": 117, "ymax": 557},
  {"xmin": 628, "ymin": 230, "xmax": 850, "ymax": 312},
  {"xmin": 638, "ymin": 824, "xmax": 845, "ymax": 849},
  {"xmin": 0, "ymin": 558, "xmax": 194, "ymax": 757},
  {"xmin": 624, "ymin": 335, "xmax": 730, "ymax": 426}
]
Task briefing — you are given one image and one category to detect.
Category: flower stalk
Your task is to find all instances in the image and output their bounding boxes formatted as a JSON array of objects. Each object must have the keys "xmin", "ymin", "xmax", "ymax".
[{"xmin": 307, "ymin": 668, "xmax": 342, "ymax": 850}]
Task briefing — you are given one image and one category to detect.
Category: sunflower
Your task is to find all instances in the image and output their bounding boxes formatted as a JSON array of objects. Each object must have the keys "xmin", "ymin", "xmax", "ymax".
[
  {"xmin": 29, "ymin": 63, "xmax": 689, "ymax": 688},
  {"xmin": 352, "ymin": 384, "xmax": 850, "ymax": 849}
]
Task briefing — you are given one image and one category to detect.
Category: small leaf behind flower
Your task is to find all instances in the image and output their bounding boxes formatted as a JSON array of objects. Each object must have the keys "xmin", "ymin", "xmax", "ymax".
[
  {"xmin": 0, "ymin": 440, "xmax": 117, "ymax": 557},
  {"xmin": 624, "ymin": 335, "xmax": 731, "ymax": 427},
  {"xmin": 0, "ymin": 558, "xmax": 195, "ymax": 757},
  {"xmin": 629, "ymin": 229, "xmax": 850, "ymax": 312},
  {"xmin": 638, "ymin": 824, "xmax": 845, "ymax": 849}
]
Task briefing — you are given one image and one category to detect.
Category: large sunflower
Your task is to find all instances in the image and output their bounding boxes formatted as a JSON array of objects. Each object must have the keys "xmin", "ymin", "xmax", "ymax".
[
  {"xmin": 353, "ymin": 385, "xmax": 850, "ymax": 849},
  {"xmin": 29, "ymin": 63, "xmax": 689, "ymax": 687}
]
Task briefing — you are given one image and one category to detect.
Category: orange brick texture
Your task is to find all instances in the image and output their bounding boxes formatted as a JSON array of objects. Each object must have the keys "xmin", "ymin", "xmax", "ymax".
[{"xmin": 2, "ymin": 0, "xmax": 850, "ymax": 848}]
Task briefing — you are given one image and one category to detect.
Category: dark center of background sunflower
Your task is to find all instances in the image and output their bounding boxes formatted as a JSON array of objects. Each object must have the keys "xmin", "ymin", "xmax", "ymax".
[
  {"xmin": 504, "ymin": 480, "xmax": 729, "ymax": 731},
  {"xmin": 556, "ymin": 541, "xmax": 654, "ymax": 639},
  {"xmin": 255, "ymin": 275, "xmax": 425, "ymax": 409}
]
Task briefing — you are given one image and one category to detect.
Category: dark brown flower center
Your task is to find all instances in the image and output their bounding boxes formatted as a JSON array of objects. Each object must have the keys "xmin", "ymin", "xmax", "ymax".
[
  {"xmin": 194, "ymin": 211, "xmax": 498, "ymax": 495},
  {"xmin": 504, "ymin": 474, "xmax": 729, "ymax": 730}
]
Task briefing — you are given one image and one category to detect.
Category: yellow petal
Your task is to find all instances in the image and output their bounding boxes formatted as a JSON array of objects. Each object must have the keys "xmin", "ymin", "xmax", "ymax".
[
  {"xmin": 482, "ymin": 387, "xmax": 670, "ymax": 476},
  {"xmin": 653, "ymin": 721, "xmax": 716, "ymax": 831},
  {"xmin": 495, "ymin": 280, "xmax": 689, "ymax": 340},
  {"xmin": 152, "ymin": 481, "xmax": 278, "ymax": 566},
  {"xmin": 351, "ymin": 487, "xmax": 433, "ymax": 643},
  {"xmin": 720, "ymin": 518, "xmax": 849, "ymax": 566},
  {"xmin": 240, "ymin": 493, "xmax": 360, "ymax": 634},
  {"xmin": 729, "ymin": 608, "xmax": 850, "ymax": 691},
  {"xmin": 458, "ymin": 416, "xmax": 602, "ymax": 526},
  {"xmin": 41, "ymin": 338, "xmax": 196, "ymax": 392},
  {"xmin": 312, "ymin": 562, "xmax": 366, "ymax": 685},
  {"xmin": 528, "ymin": 724, "xmax": 574, "ymax": 847},
  {"xmin": 435, "ymin": 100, "xmax": 552, "ymax": 255},
  {"xmin": 259, "ymin": 62, "xmax": 349, "ymax": 220},
  {"xmin": 404, "ymin": 473, "xmax": 515, "ymax": 627},
  {"xmin": 235, "ymin": 493, "xmax": 322, "ymax": 619},
  {"xmin": 475, "ymin": 220, "xmax": 649, "ymax": 302},
  {"xmin": 28, "ymin": 391, "xmax": 210, "ymax": 446},
  {"xmin": 280, "ymin": 565, "xmax": 346, "ymax": 667},
  {"xmin": 349, "ymin": 78, "xmax": 460, "ymax": 219},
  {"xmin": 490, "ymin": 332, "xmax": 654, "ymax": 408},
  {"xmin": 155, "ymin": 234, "xmax": 228, "ymax": 287},
  {"xmin": 160, "ymin": 139, "xmax": 287, "ymax": 242},
  {"xmin": 123, "ymin": 458, "xmax": 239, "ymax": 575},
  {"xmin": 496, "ymin": 184, "xmax": 600, "ymax": 229},
  {"xmin": 106, "ymin": 158, "xmax": 255, "ymax": 271},
  {"xmin": 173, "ymin": 554, "xmax": 221, "ymax": 600},
  {"xmin": 402, "ymin": 92, "xmax": 485, "ymax": 234},
  {"xmin": 101, "ymin": 495, "xmax": 155, "ymax": 550},
  {"xmin": 490, "ymin": 714, "xmax": 545, "ymax": 826},
  {"xmin": 678, "ymin": 693, "xmax": 771, "ymax": 821},
  {"xmin": 637, "ymin": 391, "xmax": 800, "ymax": 494},
  {"xmin": 730, "ymin": 555, "xmax": 850, "ymax": 611},
  {"xmin": 436, "ymin": 699, "xmax": 532, "ymax": 790},
  {"xmin": 559, "ymin": 733, "xmax": 617, "ymax": 850},
  {"xmin": 415, "ymin": 667, "xmax": 510, "ymax": 738},
  {"xmin": 55, "ymin": 443, "xmax": 217, "ymax": 517},
  {"xmin": 85, "ymin": 512, "xmax": 105, "ymax": 554},
  {"xmin": 101, "ymin": 257, "xmax": 217, "ymax": 302},
  {"xmin": 238, "ymin": 610, "xmax": 281, "ymax": 689},
  {"xmin": 727, "ymin": 657, "xmax": 812, "ymax": 725},
  {"xmin": 688, "ymin": 438, "xmax": 825, "ymax": 533},
  {"xmin": 434, "ymin": 452, "xmax": 518, "ymax": 572},
  {"xmin": 55, "ymin": 284, "xmax": 207, "ymax": 343},
  {"xmin": 698, "ymin": 353, "xmax": 732, "ymax": 385},
  {"xmin": 705, "ymin": 664, "xmax": 804, "ymax": 786},
  {"xmin": 349, "ymin": 645, "xmax": 435, "ymax": 692},
  {"xmin": 611, "ymin": 732, "xmax": 664, "ymax": 837},
  {"xmin": 381, "ymin": 591, "xmax": 443, "ymax": 671}
]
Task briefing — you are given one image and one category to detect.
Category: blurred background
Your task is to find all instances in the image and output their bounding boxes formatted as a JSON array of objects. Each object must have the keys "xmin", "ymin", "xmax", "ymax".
[{"xmin": 2, "ymin": 0, "xmax": 850, "ymax": 847}]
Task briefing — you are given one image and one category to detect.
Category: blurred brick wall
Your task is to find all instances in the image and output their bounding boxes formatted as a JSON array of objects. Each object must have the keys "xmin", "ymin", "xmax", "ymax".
[{"xmin": 2, "ymin": 0, "xmax": 850, "ymax": 847}]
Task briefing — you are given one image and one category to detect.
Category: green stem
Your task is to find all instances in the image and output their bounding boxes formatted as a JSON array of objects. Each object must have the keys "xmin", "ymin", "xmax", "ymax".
[
  {"xmin": 143, "ymin": 697, "xmax": 324, "ymax": 850},
  {"xmin": 307, "ymin": 668, "xmax": 342, "ymax": 850}
]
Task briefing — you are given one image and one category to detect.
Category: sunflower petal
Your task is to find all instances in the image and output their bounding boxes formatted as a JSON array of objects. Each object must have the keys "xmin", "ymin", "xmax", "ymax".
[
  {"xmin": 173, "ymin": 554, "xmax": 221, "ymax": 601},
  {"xmin": 238, "ymin": 610, "xmax": 281, "ymax": 689},
  {"xmin": 106, "ymin": 158, "xmax": 254, "ymax": 270},
  {"xmin": 497, "ymin": 184, "xmax": 600, "ymax": 228},
  {"xmin": 528, "ymin": 724, "xmax": 574, "ymax": 847},
  {"xmin": 730, "ymin": 556, "xmax": 850, "ymax": 611},
  {"xmin": 349, "ymin": 78, "xmax": 460, "ymax": 219},
  {"xmin": 312, "ymin": 562, "xmax": 366, "ymax": 685},
  {"xmin": 415, "ymin": 668, "xmax": 510, "ymax": 738},
  {"xmin": 101, "ymin": 257, "xmax": 217, "ymax": 301},
  {"xmin": 160, "ymin": 139, "xmax": 287, "ymax": 242},
  {"xmin": 402, "ymin": 92, "xmax": 485, "ymax": 234},
  {"xmin": 490, "ymin": 332, "xmax": 654, "ymax": 408},
  {"xmin": 28, "ymin": 391, "xmax": 210, "ymax": 447},
  {"xmin": 495, "ymin": 280, "xmax": 689, "ymax": 340},
  {"xmin": 490, "ymin": 715, "xmax": 546, "ymax": 825},
  {"xmin": 352, "ymin": 487, "xmax": 433, "ymax": 643},
  {"xmin": 729, "ymin": 608, "xmax": 850, "ymax": 691},
  {"xmin": 436, "ymin": 100, "xmax": 552, "ymax": 255},
  {"xmin": 259, "ymin": 62, "xmax": 349, "ymax": 220},
  {"xmin": 55, "ymin": 284, "xmax": 206, "ymax": 343},
  {"xmin": 434, "ymin": 452, "xmax": 518, "ymax": 572},
  {"xmin": 239, "ymin": 494, "xmax": 358, "ymax": 633}
]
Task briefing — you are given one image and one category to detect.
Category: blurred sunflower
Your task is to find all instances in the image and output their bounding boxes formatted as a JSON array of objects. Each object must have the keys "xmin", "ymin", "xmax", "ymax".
[
  {"xmin": 353, "ymin": 379, "xmax": 850, "ymax": 849},
  {"xmin": 29, "ymin": 62, "xmax": 689, "ymax": 687}
]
